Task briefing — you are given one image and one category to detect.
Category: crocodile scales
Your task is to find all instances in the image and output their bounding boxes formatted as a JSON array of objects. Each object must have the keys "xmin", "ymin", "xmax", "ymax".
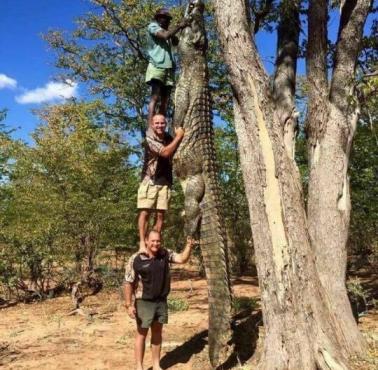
[{"xmin": 173, "ymin": 0, "xmax": 233, "ymax": 366}]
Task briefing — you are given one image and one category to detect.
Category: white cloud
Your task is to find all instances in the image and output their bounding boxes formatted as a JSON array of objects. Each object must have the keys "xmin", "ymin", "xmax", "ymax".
[
  {"xmin": 15, "ymin": 80, "xmax": 78, "ymax": 104},
  {"xmin": 0, "ymin": 74, "xmax": 17, "ymax": 89}
]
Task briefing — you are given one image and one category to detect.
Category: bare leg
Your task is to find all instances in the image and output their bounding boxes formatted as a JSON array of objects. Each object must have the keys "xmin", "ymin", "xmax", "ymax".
[
  {"xmin": 151, "ymin": 321, "xmax": 163, "ymax": 370},
  {"xmin": 138, "ymin": 210, "xmax": 150, "ymax": 251},
  {"xmin": 135, "ymin": 325, "xmax": 148, "ymax": 370},
  {"xmin": 148, "ymin": 81, "xmax": 163, "ymax": 127},
  {"xmin": 153, "ymin": 210, "xmax": 165, "ymax": 234}
]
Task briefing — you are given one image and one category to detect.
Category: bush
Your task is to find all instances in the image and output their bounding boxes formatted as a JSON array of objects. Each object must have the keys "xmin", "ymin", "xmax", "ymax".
[
  {"xmin": 96, "ymin": 264, "xmax": 124, "ymax": 288},
  {"xmin": 168, "ymin": 297, "xmax": 189, "ymax": 312},
  {"xmin": 233, "ymin": 296, "xmax": 258, "ymax": 313},
  {"xmin": 347, "ymin": 278, "xmax": 368, "ymax": 321}
]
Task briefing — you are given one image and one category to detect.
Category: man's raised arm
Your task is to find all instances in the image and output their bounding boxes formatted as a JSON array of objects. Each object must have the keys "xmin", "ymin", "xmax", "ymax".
[
  {"xmin": 172, "ymin": 237, "xmax": 197, "ymax": 264},
  {"xmin": 159, "ymin": 127, "xmax": 185, "ymax": 158},
  {"xmin": 155, "ymin": 18, "xmax": 191, "ymax": 41}
]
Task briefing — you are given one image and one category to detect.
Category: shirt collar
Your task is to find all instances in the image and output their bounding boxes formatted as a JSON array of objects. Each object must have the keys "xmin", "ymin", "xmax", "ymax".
[{"xmin": 139, "ymin": 248, "xmax": 166, "ymax": 259}]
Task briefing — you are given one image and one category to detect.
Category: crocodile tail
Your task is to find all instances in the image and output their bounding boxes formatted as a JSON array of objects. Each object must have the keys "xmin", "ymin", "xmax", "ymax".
[
  {"xmin": 200, "ymin": 110, "xmax": 233, "ymax": 366},
  {"xmin": 178, "ymin": 75, "xmax": 233, "ymax": 367},
  {"xmin": 200, "ymin": 177, "xmax": 233, "ymax": 367}
]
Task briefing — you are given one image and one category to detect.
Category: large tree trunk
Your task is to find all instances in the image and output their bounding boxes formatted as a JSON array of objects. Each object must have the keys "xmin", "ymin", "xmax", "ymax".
[
  {"xmin": 214, "ymin": 0, "xmax": 361, "ymax": 368},
  {"xmin": 307, "ymin": 0, "xmax": 372, "ymax": 355}
]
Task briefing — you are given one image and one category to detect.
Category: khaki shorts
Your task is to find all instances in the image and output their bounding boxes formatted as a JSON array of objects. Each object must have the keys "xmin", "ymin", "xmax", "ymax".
[
  {"xmin": 145, "ymin": 63, "xmax": 174, "ymax": 87},
  {"xmin": 137, "ymin": 182, "xmax": 171, "ymax": 211}
]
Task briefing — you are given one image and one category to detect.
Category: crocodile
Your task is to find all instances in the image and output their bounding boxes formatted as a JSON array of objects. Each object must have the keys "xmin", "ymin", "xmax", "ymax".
[{"xmin": 173, "ymin": 0, "xmax": 233, "ymax": 366}]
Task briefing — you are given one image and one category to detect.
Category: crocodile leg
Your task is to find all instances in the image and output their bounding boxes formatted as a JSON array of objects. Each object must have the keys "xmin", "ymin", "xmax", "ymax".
[
  {"xmin": 183, "ymin": 174, "xmax": 205, "ymax": 238},
  {"xmin": 174, "ymin": 80, "xmax": 190, "ymax": 128}
]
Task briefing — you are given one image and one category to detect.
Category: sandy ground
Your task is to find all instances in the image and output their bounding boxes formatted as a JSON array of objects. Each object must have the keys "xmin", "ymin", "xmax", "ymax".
[{"xmin": 0, "ymin": 268, "xmax": 376, "ymax": 370}]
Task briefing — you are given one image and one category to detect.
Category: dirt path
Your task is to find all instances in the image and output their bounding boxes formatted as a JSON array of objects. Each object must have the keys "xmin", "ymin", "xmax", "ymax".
[{"xmin": 0, "ymin": 269, "xmax": 376, "ymax": 370}]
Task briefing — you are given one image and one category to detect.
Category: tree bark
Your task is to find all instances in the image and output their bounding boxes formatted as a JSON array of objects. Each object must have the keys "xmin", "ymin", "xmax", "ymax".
[
  {"xmin": 213, "ymin": 0, "xmax": 367, "ymax": 368},
  {"xmin": 307, "ymin": 0, "xmax": 372, "ymax": 355},
  {"xmin": 272, "ymin": 0, "xmax": 300, "ymax": 160}
]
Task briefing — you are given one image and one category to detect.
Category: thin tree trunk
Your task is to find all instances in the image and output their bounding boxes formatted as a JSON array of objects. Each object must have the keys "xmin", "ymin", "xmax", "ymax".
[
  {"xmin": 214, "ymin": 0, "xmax": 359, "ymax": 368},
  {"xmin": 307, "ymin": 0, "xmax": 372, "ymax": 355},
  {"xmin": 272, "ymin": 0, "xmax": 300, "ymax": 160}
]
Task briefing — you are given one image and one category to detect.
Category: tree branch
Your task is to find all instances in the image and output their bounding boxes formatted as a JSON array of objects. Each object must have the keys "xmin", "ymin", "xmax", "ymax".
[
  {"xmin": 273, "ymin": 1, "xmax": 300, "ymax": 108},
  {"xmin": 96, "ymin": 1, "xmax": 147, "ymax": 62},
  {"xmin": 306, "ymin": 0, "xmax": 329, "ymax": 143},
  {"xmin": 330, "ymin": 0, "xmax": 374, "ymax": 110},
  {"xmin": 252, "ymin": 0, "xmax": 274, "ymax": 33},
  {"xmin": 273, "ymin": 0, "xmax": 301, "ymax": 159},
  {"xmin": 307, "ymin": 0, "xmax": 328, "ymax": 95},
  {"xmin": 362, "ymin": 70, "xmax": 378, "ymax": 79}
]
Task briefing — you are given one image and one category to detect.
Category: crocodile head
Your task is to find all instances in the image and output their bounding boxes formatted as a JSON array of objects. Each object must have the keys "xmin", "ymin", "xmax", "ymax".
[
  {"xmin": 179, "ymin": 0, "xmax": 207, "ymax": 56},
  {"xmin": 185, "ymin": 0, "xmax": 205, "ymax": 18}
]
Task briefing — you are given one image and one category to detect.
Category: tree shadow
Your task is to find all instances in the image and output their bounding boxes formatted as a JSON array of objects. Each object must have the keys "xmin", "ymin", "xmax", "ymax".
[
  {"xmin": 221, "ymin": 309, "xmax": 262, "ymax": 370},
  {"xmin": 151, "ymin": 309, "xmax": 262, "ymax": 370},
  {"xmin": 231, "ymin": 277, "xmax": 259, "ymax": 286},
  {"xmin": 154, "ymin": 329, "xmax": 208, "ymax": 370}
]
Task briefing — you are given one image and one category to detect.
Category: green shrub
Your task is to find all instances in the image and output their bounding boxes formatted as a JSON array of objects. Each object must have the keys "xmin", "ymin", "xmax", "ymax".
[
  {"xmin": 96, "ymin": 264, "xmax": 124, "ymax": 288},
  {"xmin": 233, "ymin": 296, "xmax": 258, "ymax": 312},
  {"xmin": 347, "ymin": 277, "xmax": 368, "ymax": 319},
  {"xmin": 168, "ymin": 297, "xmax": 189, "ymax": 312}
]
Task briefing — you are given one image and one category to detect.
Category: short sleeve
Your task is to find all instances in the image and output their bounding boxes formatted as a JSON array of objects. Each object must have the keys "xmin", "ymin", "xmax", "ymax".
[
  {"xmin": 124, "ymin": 254, "xmax": 137, "ymax": 283},
  {"xmin": 166, "ymin": 248, "xmax": 178, "ymax": 263},
  {"xmin": 146, "ymin": 134, "xmax": 165, "ymax": 155},
  {"xmin": 148, "ymin": 22, "xmax": 163, "ymax": 36}
]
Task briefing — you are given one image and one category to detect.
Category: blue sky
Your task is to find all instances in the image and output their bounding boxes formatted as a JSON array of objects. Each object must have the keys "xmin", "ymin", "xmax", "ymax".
[
  {"xmin": 0, "ymin": 1, "xmax": 375, "ymax": 144},
  {"xmin": 0, "ymin": 0, "xmax": 91, "ymax": 142}
]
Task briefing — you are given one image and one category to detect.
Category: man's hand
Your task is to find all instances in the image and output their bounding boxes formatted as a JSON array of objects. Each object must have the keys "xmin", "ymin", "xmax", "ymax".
[
  {"xmin": 174, "ymin": 126, "xmax": 185, "ymax": 139},
  {"xmin": 156, "ymin": 17, "xmax": 192, "ymax": 41},
  {"xmin": 186, "ymin": 236, "xmax": 199, "ymax": 249},
  {"xmin": 173, "ymin": 236, "xmax": 199, "ymax": 264},
  {"xmin": 126, "ymin": 305, "xmax": 136, "ymax": 319},
  {"xmin": 178, "ymin": 17, "xmax": 192, "ymax": 29}
]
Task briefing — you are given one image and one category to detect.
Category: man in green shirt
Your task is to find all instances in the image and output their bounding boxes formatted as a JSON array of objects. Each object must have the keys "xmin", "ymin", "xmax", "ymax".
[{"xmin": 146, "ymin": 8, "xmax": 190, "ymax": 127}]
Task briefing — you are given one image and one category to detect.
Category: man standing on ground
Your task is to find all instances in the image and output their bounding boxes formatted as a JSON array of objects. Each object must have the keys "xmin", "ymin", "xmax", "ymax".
[
  {"xmin": 124, "ymin": 230, "xmax": 196, "ymax": 370},
  {"xmin": 146, "ymin": 8, "xmax": 190, "ymax": 126},
  {"xmin": 137, "ymin": 114, "xmax": 184, "ymax": 251}
]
